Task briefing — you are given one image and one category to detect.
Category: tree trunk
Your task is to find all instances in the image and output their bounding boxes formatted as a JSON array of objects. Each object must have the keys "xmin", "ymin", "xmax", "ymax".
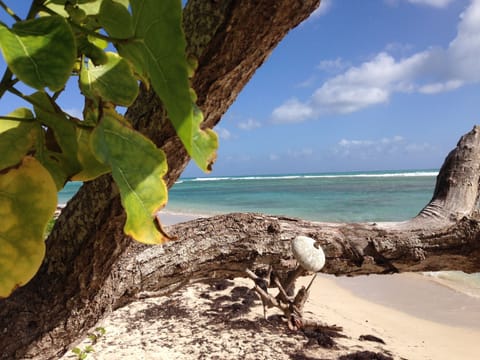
[{"xmin": 0, "ymin": 1, "xmax": 320, "ymax": 359}]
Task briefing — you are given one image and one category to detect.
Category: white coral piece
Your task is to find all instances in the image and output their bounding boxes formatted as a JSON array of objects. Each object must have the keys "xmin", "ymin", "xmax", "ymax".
[{"xmin": 291, "ymin": 236, "xmax": 326, "ymax": 272}]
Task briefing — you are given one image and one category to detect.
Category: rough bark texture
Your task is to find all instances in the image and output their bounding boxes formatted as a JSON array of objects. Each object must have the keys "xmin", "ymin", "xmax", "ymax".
[{"xmin": 0, "ymin": 1, "xmax": 320, "ymax": 359}]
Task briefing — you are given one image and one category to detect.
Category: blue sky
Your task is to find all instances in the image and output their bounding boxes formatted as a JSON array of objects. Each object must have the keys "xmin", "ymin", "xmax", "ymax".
[
  {"xmin": 0, "ymin": 1, "xmax": 479, "ymax": 177},
  {"xmin": 185, "ymin": 0, "xmax": 480, "ymax": 176}
]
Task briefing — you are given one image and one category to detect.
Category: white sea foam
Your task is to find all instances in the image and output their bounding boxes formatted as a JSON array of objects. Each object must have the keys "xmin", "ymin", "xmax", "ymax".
[
  {"xmin": 423, "ymin": 271, "xmax": 480, "ymax": 298},
  {"xmin": 182, "ymin": 171, "xmax": 438, "ymax": 183}
]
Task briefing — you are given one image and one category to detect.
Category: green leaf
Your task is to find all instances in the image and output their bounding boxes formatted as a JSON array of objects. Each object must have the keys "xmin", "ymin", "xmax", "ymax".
[
  {"xmin": 80, "ymin": 52, "xmax": 139, "ymax": 107},
  {"xmin": 0, "ymin": 156, "xmax": 57, "ymax": 298},
  {"xmin": 29, "ymin": 92, "xmax": 82, "ymax": 188},
  {"xmin": 91, "ymin": 110, "xmax": 169, "ymax": 244},
  {"xmin": 99, "ymin": 0, "xmax": 134, "ymax": 39},
  {"xmin": 72, "ymin": 128, "xmax": 111, "ymax": 181},
  {"xmin": 45, "ymin": 0, "xmax": 100, "ymax": 16},
  {"xmin": 0, "ymin": 16, "xmax": 76, "ymax": 91},
  {"xmin": 0, "ymin": 108, "xmax": 37, "ymax": 170},
  {"xmin": 117, "ymin": 0, "xmax": 218, "ymax": 172},
  {"xmin": 77, "ymin": 35, "xmax": 108, "ymax": 65},
  {"xmin": 95, "ymin": 327, "xmax": 106, "ymax": 335}
]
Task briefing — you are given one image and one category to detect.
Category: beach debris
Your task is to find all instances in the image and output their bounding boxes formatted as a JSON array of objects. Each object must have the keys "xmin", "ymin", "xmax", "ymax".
[
  {"xmin": 291, "ymin": 236, "xmax": 326, "ymax": 272},
  {"xmin": 359, "ymin": 334, "xmax": 386, "ymax": 344},
  {"xmin": 245, "ymin": 235, "xmax": 329, "ymax": 333},
  {"xmin": 338, "ymin": 350, "xmax": 394, "ymax": 360}
]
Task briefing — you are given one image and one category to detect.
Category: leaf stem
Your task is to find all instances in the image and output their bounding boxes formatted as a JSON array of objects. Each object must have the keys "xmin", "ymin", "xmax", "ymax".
[
  {"xmin": 7, "ymin": 86, "xmax": 94, "ymax": 129},
  {"xmin": 39, "ymin": 4, "xmax": 128, "ymax": 44},
  {"xmin": 0, "ymin": 0, "xmax": 21, "ymax": 22},
  {"xmin": 71, "ymin": 20, "xmax": 129, "ymax": 44},
  {"xmin": 0, "ymin": 69, "xmax": 17, "ymax": 99},
  {"xmin": 0, "ymin": 115, "xmax": 35, "ymax": 122},
  {"xmin": 0, "ymin": 0, "xmax": 43, "ymax": 99}
]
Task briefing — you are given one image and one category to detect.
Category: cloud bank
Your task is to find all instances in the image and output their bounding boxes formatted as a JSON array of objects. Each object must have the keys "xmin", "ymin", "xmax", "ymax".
[
  {"xmin": 273, "ymin": 0, "xmax": 480, "ymax": 123},
  {"xmin": 333, "ymin": 135, "xmax": 436, "ymax": 159}
]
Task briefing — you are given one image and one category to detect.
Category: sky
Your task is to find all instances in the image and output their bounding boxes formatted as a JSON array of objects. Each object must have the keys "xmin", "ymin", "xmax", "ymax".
[
  {"xmin": 0, "ymin": 0, "xmax": 479, "ymax": 177},
  {"xmin": 185, "ymin": 0, "xmax": 480, "ymax": 177}
]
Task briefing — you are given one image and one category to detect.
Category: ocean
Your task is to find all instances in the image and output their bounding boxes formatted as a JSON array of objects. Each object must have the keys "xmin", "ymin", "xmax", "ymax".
[{"xmin": 59, "ymin": 169, "xmax": 480, "ymax": 298}]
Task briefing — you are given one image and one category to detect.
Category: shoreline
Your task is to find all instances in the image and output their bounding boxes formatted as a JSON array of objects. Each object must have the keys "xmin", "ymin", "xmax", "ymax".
[
  {"xmin": 330, "ymin": 273, "xmax": 480, "ymax": 330},
  {"xmin": 300, "ymin": 275, "xmax": 480, "ymax": 360}
]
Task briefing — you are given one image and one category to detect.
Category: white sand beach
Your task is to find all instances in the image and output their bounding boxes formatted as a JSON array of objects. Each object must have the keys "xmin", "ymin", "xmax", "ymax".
[{"xmin": 60, "ymin": 213, "xmax": 480, "ymax": 359}]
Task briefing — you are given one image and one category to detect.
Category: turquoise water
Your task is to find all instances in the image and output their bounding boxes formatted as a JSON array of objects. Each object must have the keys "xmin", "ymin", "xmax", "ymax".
[
  {"xmin": 59, "ymin": 169, "xmax": 480, "ymax": 298},
  {"xmin": 165, "ymin": 170, "xmax": 438, "ymax": 222},
  {"xmin": 58, "ymin": 181, "xmax": 83, "ymax": 205}
]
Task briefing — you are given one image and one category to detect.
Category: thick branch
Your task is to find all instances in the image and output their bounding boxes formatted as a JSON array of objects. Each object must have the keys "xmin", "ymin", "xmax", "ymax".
[
  {"xmin": 413, "ymin": 126, "xmax": 480, "ymax": 226},
  {"xmin": 107, "ymin": 210, "xmax": 480, "ymax": 309}
]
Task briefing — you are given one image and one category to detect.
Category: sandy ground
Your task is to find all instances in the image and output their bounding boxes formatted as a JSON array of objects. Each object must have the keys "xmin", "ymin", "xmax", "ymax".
[
  {"xmin": 59, "ymin": 275, "xmax": 480, "ymax": 360},
  {"xmin": 59, "ymin": 213, "xmax": 480, "ymax": 359}
]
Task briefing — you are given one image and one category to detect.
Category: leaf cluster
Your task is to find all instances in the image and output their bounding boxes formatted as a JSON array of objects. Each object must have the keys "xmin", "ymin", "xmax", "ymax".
[
  {"xmin": 71, "ymin": 327, "xmax": 107, "ymax": 359},
  {"xmin": 0, "ymin": 0, "xmax": 218, "ymax": 298}
]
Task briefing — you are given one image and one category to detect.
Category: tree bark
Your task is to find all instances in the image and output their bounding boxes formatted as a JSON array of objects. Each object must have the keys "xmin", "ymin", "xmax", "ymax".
[{"xmin": 0, "ymin": 1, "xmax": 320, "ymax": 359}]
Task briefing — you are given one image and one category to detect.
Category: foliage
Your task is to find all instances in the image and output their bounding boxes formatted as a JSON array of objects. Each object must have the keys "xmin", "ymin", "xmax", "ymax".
[
  {"xmin": 0, "ymin": 0, "xmax": 218, "ymax": 298},
  {"xmin": 71, "ymin": 327, "xmax": 106, "ymax": 359}
]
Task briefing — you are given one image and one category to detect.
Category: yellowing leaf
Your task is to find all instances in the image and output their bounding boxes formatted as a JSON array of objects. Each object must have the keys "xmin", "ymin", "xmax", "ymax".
[
  {"xmin": 72, "ymin": 127, "xmax": 110, "ymax": 181},
  {"xmin": 0, "ymin": 16, "xmax": 75, "ymax": 91},
  {"xmin": 117, "ymin": 0, "xmax": 218, "ymax": 172},
  {"xmin": 80, "ymin": 52, "xmax": 139, "ymax": 107},
  {"xmin": 0, "ymin": 108, "xmax": 37, "ymax": 170},
  {"xmin": 91, "ymin": 110, "xmax": 169, "ymax": 244},
  {"xmin": 0, "ymin": 156, "xmax": 57, "ymax": 298},
  {"xmin": 29, "ymin": 92, "xmax": 82, "ymax": 189}
]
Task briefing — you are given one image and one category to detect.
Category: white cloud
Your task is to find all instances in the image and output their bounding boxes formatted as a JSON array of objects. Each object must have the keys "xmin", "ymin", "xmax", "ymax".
[
  {"xmin": 384, "ymin": 42, "xmax": 414, "ymax": 55},
  {"xmin": 288, "ymin": 148, "xmax": 314, "ymax": 158},
  {"xmin": 216, "ymin": 127, "xmax": 232, "ymax": 140},
  {"xmin": 272, "ymin": 98, "xmax": 314, "ymax": 123},
  {"xmin": 295, "ymin": 76, "xmax": 317, "ymax": 88},
  {"xmin": 418, "ymin": 79, "xmax": 463, "ymax": 93},
  {"xmin": 268, "ymin": 148, "xmax": 313, "ymax": 161},
  {"xmin": 385, "ymin": 0, "xmax": 455, "ymax": 7},
  {"xmin": 272, "ymin": 0, "xmax": 480, "ymax": 123},
  {"xmin": 65, "ymin": 108, "xmax": 83, "ymax": 119},
  {"xmin": 407, "ymin": 0, "xmax": 456, "ymax": 8},
  {"xmin": 309, "ymin": 0, "xmax": 333, "ymax": 19},
  {"xmin": 237, "ymin": 118, "xmax": 261, "ymax": 130},
  {"xmin": 334, "ymin": 135, "xmax": 433, "ymax": 159},
  {"xmin": 317, "ymin": 57, "xmax": 349, "ymax": 73}
]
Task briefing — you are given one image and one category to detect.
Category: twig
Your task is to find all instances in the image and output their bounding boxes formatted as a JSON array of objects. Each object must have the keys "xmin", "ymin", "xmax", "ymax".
[
  {"xmin": 0, "ymin": 0, "xmax": 21, "ymax": 22},
  {"xmin": 0, "ymin": 115, "xmax": 35, "ymax": 122}
]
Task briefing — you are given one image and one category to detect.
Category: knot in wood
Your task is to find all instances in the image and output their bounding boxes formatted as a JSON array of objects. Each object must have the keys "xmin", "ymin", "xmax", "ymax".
[
  {"xmin": 267, "ymin": 222, "xmax": 280, "ymax": 234},
  {"xmin": 410, "ymin": 247, "xmax": 426, "ymax": 261}
]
